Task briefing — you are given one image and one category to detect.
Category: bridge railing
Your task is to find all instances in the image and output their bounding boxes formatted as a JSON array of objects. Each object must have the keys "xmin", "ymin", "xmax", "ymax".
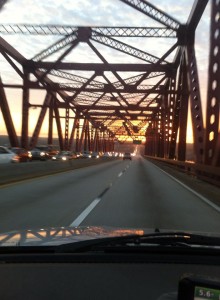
[{"xmin": 144, "ymin": 156, "xmax": 220, "ymax": 187}]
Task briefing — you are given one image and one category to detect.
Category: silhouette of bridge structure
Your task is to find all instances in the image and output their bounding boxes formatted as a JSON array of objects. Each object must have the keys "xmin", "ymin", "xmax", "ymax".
[{"xmin": 0, "ymin": 0, "xmax": 219, "ymax": 176}]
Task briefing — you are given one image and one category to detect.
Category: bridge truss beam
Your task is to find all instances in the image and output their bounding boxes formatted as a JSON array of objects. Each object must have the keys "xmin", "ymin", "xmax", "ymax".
[{"xmin": 0, "ymin": 0, "xmax": 219, "ymax": 167}]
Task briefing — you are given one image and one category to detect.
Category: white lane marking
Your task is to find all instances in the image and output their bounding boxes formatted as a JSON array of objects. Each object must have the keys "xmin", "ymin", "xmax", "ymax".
[
  {"xmin": 70, "ymin": 164, "xmax": 130, "ymax": 227},
  {"xmin": 152, "ymin": 163, "xmax": 220, "ymax": 213},
  {"xmin": 69, "ymin": 198, "xmax": 101, "ymax": 227}
]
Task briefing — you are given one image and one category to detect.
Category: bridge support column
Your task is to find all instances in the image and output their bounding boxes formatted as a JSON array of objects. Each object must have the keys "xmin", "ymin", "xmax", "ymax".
[
  {"xmin": 64, "ymin": 107, "xmax": 69, "ymax": 150},
  {"xmin": 21, "ymin": 70, "xmax": 29, "ymax": 149},
  {"xmin": 75, "ymin": 118, "xmax": 80, "ymax": 152},
  {"xmin": 204, "ymin": 0, "xmax": 220, "ymax": 167},
  {"xmin": 0, "ymin": 75, "xmax": 18, "ymax": 147},
  {"xmin": 145, "ymin": 122, "xmax": 158, "ymax": 156},
  {"xmin": 178, "ymin": 54, "xmax": 189, "ymax": 161},
  {"xmin": 68, "ymin": 112, "xmax": 80, "ymax": 151},
  {"xmin": 54, "ymin": 100, "xmax": 64, "ymax": 150},
  {"xmin": 186, "ymin": 45, "xmax": 204, "ymax": 163},
  {"xmin": 167, "ymin": 76, "xmax": 177, "ymax": 159},
  {"xmin": 29, "ymin": 93, "xmax": 52, "ymax": 149},
  {"xmin": 48, "ymin": 96, "xmax": 54, "ymax": 146},
  {"xmin": 79, "ymin": 118, "xmax": 86, "ymax": 151}
]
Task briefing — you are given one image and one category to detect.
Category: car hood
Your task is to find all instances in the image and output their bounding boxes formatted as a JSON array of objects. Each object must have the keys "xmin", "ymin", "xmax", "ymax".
[
  {"xmin": 0, "ymin": 226, "xmax": 147, "ymax": 246},
  {"xmin": 0, "ymin": 226, "xmax": 220, "ymax": 247}
]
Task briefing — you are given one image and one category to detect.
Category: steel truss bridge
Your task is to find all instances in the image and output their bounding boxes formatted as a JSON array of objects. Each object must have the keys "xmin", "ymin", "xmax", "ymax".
[{"xmin": 0, "ymin": 0, "xmax": 219, "ymax": 171}]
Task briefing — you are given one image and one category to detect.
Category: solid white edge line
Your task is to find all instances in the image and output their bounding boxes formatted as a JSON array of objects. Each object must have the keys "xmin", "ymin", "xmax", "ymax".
[
  {"xmin": 152, "ymin": 163, "xmax": 220, "ymax": 213},
  {"xmin": 69, "ymin": 198, "xmax": 101, "ymax": 227}
]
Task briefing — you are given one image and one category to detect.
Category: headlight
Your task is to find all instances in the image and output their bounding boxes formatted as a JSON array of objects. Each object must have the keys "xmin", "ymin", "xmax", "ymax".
[
  {"xmin": 28, "ymin": 152, "xmax": 32, "ymax": 157},
  {"xmin": 62, "ymin": 157, "xmax": 67, "ymax": 160},
  {"xmin": 40, "ymin": 152, "xmax": 45, "ymax": 156}
]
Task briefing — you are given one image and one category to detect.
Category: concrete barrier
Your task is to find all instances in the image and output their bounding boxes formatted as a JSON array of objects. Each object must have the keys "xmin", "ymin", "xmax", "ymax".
[{"xmin": 0, "ymin": 158, "xmax": 118, "ymax": 185}]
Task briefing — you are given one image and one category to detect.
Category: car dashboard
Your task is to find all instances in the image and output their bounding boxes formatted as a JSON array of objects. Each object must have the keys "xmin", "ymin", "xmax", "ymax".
[{"xmin": 0, "ymin": 248, "xmax": 220, "ymax": 300}]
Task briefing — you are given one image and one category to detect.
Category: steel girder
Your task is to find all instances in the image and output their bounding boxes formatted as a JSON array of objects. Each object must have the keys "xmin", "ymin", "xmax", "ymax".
[
  {"xmin": 0, "ymin": 75, "xmax": 19, "ymax": 146},
  {"xmin": 0, "ymin": 36, "xmax": 25, "ymax": 64},
  {"xmin": 29, "ymin": 93, "xmax": 52, "ymax": 149},
  {"xmin": 75, "ymin": 119, "xmax": 80, "ymax": 152},
  {"xmin": 0, "ymin": 0, "xmax": 217, "ymax": 164},
  {"xmin": 68, "ymin": 113, "xmax": 80, "ymax": 151},
  {"xmin": 78, "ymin": 119, "xmax": 86, "ymax": 152},
  {"xmin": 26, "ymin": 61, "xmax": 172, "ymax": 72},
  {"xmin": 120, "ymin": 0, "xmax": 181, "ymax": 30},
  {"xmin": 0, "ymin": 25, "xmax": 176, "ymax": 38},
  {"xmin": 48, "ymin": 97, "xmax": 54, "ymax": 145},
  {"xmin": 64, "ymin": 108, "xmax": 70, "ymax": 151},
  {"xmin": 91, "ymin": 33, "xmax": 164, "ymax": 64},
  {"xmin": 32, "ymin": 32, "xmax": 78, "ymax": 62},
  {"xmin": 21, "ymin": 70, "xmax": 29, "ymax": 149},
  {"xmin": 53, "ymin": 101, "xmax": 64, "ymax": 151},
  {"xmin": 177, "ymin": 54, "xmax": 189, "ymax": 162},
  {"xmin": 185, "ymin": 45, "xmax": 204, "ymax": 164},
  {"xmin": 168, "ymin": 53, "xmax": 189, "ymax": 161},
  {"xmin": 0, "ymin": 82, "xmax": 175, "ymax": 94},
  {"xmin": 204, "ymin": 0, "xmax": 220, "ymax": 167}
]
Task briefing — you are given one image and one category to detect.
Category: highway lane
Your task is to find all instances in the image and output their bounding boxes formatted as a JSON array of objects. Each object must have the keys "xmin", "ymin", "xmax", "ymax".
[{"xmin": 0, "ymin": 155, "xmax": 220, "ymax": 234}]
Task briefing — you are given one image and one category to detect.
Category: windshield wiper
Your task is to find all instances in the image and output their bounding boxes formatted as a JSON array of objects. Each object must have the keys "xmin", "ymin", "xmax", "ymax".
[{"xmin": 56, "ymin": 232, "xmax": 220, "ymax": 253}]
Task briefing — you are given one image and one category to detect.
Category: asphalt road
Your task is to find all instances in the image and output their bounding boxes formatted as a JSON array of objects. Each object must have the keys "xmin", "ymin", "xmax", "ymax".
[{"xmin": 0, "ymin": 155, "xmax": 220, "ymax": 234}]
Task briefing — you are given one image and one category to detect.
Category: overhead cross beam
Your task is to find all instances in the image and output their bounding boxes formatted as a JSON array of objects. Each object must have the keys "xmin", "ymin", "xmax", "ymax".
[
  {"xmin": 0, "ymin": 0, "xmax": 216, "ymax": 165},
  {"xmin": 0, "ymin": 24, "xmax": 177, "ymax": 37}
]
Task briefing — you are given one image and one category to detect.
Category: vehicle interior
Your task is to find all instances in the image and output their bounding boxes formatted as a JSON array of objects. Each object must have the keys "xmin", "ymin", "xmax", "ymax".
[{"xmin": 0, "ymin": 233, "xmax": 220, "ymax": 300}]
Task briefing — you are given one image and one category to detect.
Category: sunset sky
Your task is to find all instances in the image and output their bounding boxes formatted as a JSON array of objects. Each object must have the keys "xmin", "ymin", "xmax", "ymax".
[{"xmin": 0, "ymin": 0, "xmax": 211, "ymax": 143}]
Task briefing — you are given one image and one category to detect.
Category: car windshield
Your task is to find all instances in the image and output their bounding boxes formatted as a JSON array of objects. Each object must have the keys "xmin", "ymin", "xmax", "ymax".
[{"xmin": 0, "ymin": 0, "xmax": 219, "ymax": 249}]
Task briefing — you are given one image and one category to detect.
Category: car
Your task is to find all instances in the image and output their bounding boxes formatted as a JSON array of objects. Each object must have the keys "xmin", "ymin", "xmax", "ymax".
[
  {"xmin": 0, "ymin": 146, "xmax": 19, "ymax": 163},
  {"xmin": 10, "ymin": 147, "xmax": 32, "ymax": 162},
  {"xmin": 91, "ymin": 152, "xmax": 101, "ymax": 158},
  {"xmin": 123, "ymin": 152, "xmax": 132, "ymax": 160},
  {"xmin": 52, "ymin": 151, "xmax": 75, "ymax": 161},
  {"xmin": 30, "ymin": 148, "xmax": 49, "ymax": 161},
  {"xmin": 35, "ymin": 145, "xmax": 59, "ymax": 159},
  {"xmin": 81, "ymin": 151, "xmax": 92, "ymax": 158},
  {"xmin": 73, "ymin": 152, "xmax": 82, "ymax": 158},
  {"xmin": 103, "ymin": 152, "xmax": 112, "ymax": 157}
]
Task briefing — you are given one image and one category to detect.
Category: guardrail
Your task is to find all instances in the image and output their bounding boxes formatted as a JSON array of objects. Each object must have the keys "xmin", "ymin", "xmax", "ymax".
[{"xmin": 144, "ymin": 156, "xmax": 220, "ymax": 187}]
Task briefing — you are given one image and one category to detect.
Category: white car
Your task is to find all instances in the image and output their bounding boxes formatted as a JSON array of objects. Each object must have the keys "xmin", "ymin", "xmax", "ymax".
[{"xmin": 0, "ymin": 146, "xmax": 19, "ymax": 163}]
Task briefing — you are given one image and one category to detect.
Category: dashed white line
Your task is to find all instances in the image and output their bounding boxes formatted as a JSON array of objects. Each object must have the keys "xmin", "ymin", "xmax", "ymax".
[
  {"xmin": 70, "ymin": 166, "xmax": 130, "ymax": 226},
  {"xmin": 69, "ymin": 198, "xmax": 101, "ymax": 227}
]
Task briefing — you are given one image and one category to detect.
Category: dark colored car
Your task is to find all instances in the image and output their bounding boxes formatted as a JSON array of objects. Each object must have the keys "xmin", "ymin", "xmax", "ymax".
[
  {"xmin": 91, "ymin": 152, "xmax": 101, "ymax": 158},
  {"xmin": 30, "ymin": 148, "xmax": 49, "ymax": 161},
  {"xmin": 81, "ymin": 151, "xmax": 92, "ymax": 158},
  {"xmin": 10, "ymin": 147, "xmax": 32, "ymax": 162},
  {"xmin": 51, "ymin": 151, "xmax": 75, "ymax": 161},
  {"xmin": 35, "ymin": 145, "xmax": 59, "ymax": 159},
  {"xmin": 123, "ymin": 152, "xmax": 132, "ymax": 160}
]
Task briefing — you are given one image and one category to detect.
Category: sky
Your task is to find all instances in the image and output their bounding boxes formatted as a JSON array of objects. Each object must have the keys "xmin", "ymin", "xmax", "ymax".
[{"xmin": 0, "ymin": 0, "xmax": 211, "ymax": 143}]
